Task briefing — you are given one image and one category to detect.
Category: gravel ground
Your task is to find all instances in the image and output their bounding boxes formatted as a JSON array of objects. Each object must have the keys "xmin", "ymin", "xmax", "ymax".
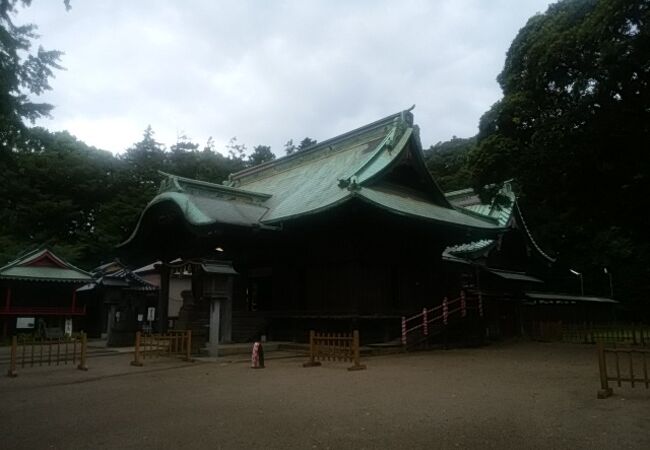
[{"xmin": 0, "ymin": 341, "xmax": 648, "ymax": 449}]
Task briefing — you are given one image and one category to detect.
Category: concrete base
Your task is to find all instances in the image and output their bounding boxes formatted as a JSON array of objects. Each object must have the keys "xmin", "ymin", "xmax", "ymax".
[
  {"xmin": 207, "ymin": 343, "xmax": 220, "ymax": 357},
  {"xmin": 597, "ymin": 388, "xmax": 613, "ymax": 399}
]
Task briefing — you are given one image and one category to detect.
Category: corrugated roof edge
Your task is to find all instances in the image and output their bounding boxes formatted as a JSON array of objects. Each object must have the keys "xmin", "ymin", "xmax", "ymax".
[
  {"xmin": 444, "ymin": 187, "xmax": 476, "ymax": 201},
  {"xmin": 454, "ymin": 207, "xmax": 500, "ymax": 225},
  {"xmin": 228, "ymin": 107, "xmax": 415, "ymax": 184}
]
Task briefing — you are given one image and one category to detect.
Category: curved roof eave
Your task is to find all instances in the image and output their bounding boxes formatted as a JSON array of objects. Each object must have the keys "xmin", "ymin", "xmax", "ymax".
[{"xmin": 118, "ymin": 191, "xmax": 274, "ymax": 249}]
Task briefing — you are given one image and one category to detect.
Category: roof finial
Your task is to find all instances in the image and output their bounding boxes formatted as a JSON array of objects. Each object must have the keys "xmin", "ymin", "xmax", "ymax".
[{"xmin": 401, "ymin": 105, "xmax": 415, "ymax": 126}]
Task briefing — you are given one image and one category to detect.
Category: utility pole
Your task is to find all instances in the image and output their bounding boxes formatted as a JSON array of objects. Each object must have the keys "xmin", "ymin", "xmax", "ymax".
[
  {"xmin": 603, "ymin": 267, "xmax": 614, "ymax": 298},
  {"xmin": 570, "ymin": 269, "xmax": 584, "ymax": 296}
]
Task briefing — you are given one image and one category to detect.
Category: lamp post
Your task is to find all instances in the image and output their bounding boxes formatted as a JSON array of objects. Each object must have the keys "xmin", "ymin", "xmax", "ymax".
[
  {"xmin": 569, "ymin": 269, "xmax": 584, "ymax": 296},
  {"xmin": 603, "ymin": 267, "xmax": 614, "ymax": 298}
]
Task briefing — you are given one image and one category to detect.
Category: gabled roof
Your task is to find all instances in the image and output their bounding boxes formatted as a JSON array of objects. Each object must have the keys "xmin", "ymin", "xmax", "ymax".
[
  {"xmin": 445, "ymin": 182, "xmax": 515, "ymax": 228},
  {"xmin": 0, "ymin": 248, "xmax": 92, "ymax": 283},
  {"xmin": 121, "ymin": 109, "xmax": 502, "ymax": 250},
  {"xmin": 444, "ymin": 182, "xmax": 555, "ymax": 263},
  {"xmin": 444, "ymin": 183, "xmax": 516, "ymax": 257},
  {"xmin": 225, "ymin": 109, "xmax": 488, "ymax": 226},
  {"xmin": 78, "ymin": 259, "xmax": 157, "ymax": 292}
]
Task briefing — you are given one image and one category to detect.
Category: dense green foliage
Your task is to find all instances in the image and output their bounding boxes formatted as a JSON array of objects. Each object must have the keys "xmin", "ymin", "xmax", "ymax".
[
  {"xmin": 0, "ymin": 126, "xmax": 259, "ymax": 267},
  {"xmin": 423, "ymin": 136, "xmax": 475, "ymax": 191},
  {"xmin": 466, "ymin": 0, "xmax": 650, "ymax": 304}
]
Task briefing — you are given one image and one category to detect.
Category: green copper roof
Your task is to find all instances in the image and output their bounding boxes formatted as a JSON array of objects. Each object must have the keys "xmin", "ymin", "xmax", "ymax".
[
  {"xmin": 226, "ymin": 109, "xmax": 493, "ymax": 228},
  {"xmin": 445, "ymin": 182, "xmax": 515, "ymax": 227},
  {"xmin": 122, "ymin": 109, "xmax": 502, "ymax": 248},
  {"xmin": 0, "ymin": 248, "xmax": 92, "ymax": 283},
  {"xmin": 444, "ymin": 182, "xmax": 555, "ymax": 263},
  {"xmin": 444, "ymin": 183, "xmax": 516, "ymax": 256}
]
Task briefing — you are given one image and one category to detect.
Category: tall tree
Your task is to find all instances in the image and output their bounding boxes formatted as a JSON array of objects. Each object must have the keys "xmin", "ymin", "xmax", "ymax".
[
  {"xmin": 469, "ymin": 0, "xmax": 650, "ymax": 304},
  {"xmin": 0, "ymin": 0, "xmax": 67, "ymax": 146}
]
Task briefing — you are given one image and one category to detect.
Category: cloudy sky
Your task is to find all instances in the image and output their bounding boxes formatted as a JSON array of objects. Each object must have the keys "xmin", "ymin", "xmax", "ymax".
[{"xmin": 18, "ymin": 1, "xmax": 553, "ymax": 156}]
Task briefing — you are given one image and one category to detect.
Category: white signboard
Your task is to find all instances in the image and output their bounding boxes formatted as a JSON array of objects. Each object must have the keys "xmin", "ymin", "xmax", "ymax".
[
  {"xmin": 137, "ymin": 314, "xmax": 144, "ymax": 322},
  {"xmin": 16, "ymin": 317, "xmax": 35, "ymax": 329},
  {"xmin": 147, "ymin": 307, "xmax": 156, "ymax": 321},
  {"xmin": 64, "ymin": 318, "xmax": 73, "ymax": 336}
]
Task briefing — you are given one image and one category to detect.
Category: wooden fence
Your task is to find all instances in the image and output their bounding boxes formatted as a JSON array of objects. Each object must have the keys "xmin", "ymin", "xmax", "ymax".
[
  {"xmin": 303, "ymin": 330, "xmax": 366, "ymax": 371},
  {"xmin": 597, "ymin": 341, "xmax": 650, "ymax": 398},
  {"xmin": 531, "ymin": 322, "xmax": 650, "ymax": 344},
  {"xmin": 7, "ymin": 332, "xmax": 88, "ymax": 377},
  {"xmin": 563, "ymin": 323, "xmax": 649, "ymax": 345},
  {"xmin": 131, "ymin": 330, "xmax": 193, "ymax": 366}
]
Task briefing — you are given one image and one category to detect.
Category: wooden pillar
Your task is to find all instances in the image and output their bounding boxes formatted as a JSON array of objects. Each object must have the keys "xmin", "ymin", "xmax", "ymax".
[
  {"xmin": 157, "ymin": 264, "xmax": 170, "ymax": 333},
  {"xmin": 71, "ymin": 289, "xmax": 77, "ymax": 312}
]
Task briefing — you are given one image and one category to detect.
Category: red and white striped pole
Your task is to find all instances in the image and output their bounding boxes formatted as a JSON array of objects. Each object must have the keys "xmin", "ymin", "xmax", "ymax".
[
  {"xmin": 443, "ymin": 297, "xmax": 449, "ymax": 325},
  {"xmin": 423, "ymin": 308, "xmax": 428, "ymax": 336},
  {"xmin": 460, "ymin": 290, "xmax": 466, "ymax": 318},
  {"xmin": 401, "ymin": 316, "xmax": 407, "ymax": 346}
]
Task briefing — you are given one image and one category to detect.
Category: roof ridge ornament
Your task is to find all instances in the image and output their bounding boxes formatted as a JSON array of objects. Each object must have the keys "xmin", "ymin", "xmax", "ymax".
[{"xmin": 158, "ymin": 171, "xmax": 184, "ymax": 194}]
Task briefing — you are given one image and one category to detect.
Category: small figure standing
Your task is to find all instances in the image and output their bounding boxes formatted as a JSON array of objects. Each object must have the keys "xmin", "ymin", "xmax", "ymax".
[{"xmin": 251, "ymin": 341, "xmax": 265, "ymax": 369}]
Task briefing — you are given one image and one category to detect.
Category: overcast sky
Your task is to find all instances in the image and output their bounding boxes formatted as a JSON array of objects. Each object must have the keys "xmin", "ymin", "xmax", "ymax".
[{"xmin": 18, "ymin": 1, "xmax": 553, "ymax": 156}]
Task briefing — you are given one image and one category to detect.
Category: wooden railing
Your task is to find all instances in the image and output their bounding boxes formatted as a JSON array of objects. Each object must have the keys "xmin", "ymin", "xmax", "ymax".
[
  {"xmin": 303, "ymin": 330, "xmax": 366, "ymax": 371},
  {"xmin": 7, "ymin": 333, "xmax": 88, "ymax": 377},
  {"xmin": 597, "ymin": 341, "xmax": 650, "ymax": 398},
  {"xmin": 131, "ymin": 330, "xmax": 193, "ymax": 366},
  {"xmin": 401, "ymin": 291, "xmax": 481, "ymax": 347}
]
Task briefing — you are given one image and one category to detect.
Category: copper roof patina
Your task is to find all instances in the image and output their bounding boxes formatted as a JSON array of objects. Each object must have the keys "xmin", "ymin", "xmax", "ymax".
[
  {"xmin": 443, "ymin": 182, "xmax": 555, "ymax": 263},
  {"xmin": 121, "ymin": 108, "xmax": 502, "ymax": 249}
]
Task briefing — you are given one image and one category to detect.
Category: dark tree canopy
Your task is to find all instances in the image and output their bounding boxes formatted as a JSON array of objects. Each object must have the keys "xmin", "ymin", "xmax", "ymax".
[
  {"xmin": 0, "ymin": 125, "xmax": 251, "ymax": 267},
  {"xmin": 469, "ymin": 0, "xmax": 650, "ymax": 305},
  {"xmin": 423, "ymin": 136, "xmax": 475, "ymax": 191}
]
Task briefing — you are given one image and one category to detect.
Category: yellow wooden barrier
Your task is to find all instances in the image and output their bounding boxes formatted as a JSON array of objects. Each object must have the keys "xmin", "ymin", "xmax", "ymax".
[
  {"xmin": 303, "ymin": 330, "xmax": 366, "ymax": 371},
  {"xmin": 7, "ymin": 332, "xmax": 88, "ymax": 377},
  {"xmin": 131, "ymin": 330, "xmax": 193, "ymax": 366}
]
